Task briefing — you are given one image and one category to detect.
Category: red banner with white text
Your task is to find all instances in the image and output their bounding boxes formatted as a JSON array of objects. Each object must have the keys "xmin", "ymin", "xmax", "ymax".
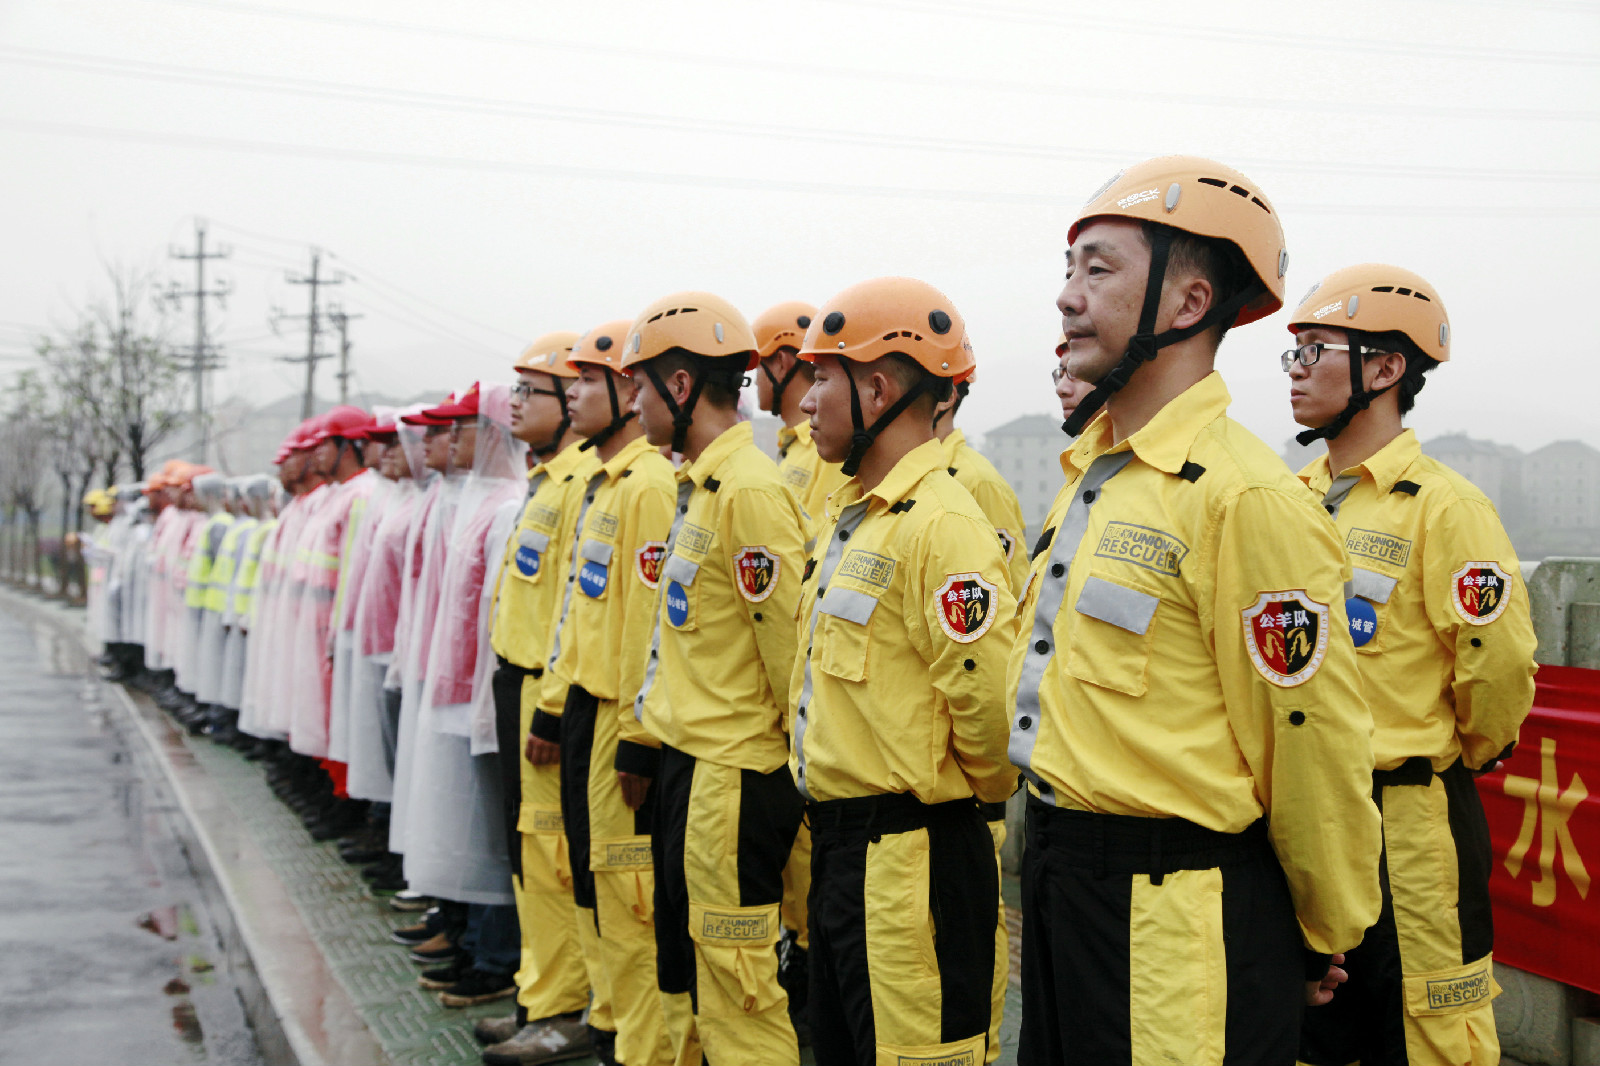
[{"xmin": 1476, "ymin": 664, "xmax": 1600, "ymax": 994}]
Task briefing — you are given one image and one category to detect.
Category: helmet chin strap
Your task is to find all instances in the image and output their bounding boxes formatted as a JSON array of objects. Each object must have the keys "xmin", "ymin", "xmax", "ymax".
[
  {"xmin": 578, "ymin": 371, "xmax": 637, "ymax": 452},
  {"xmin": 1061, "ymin": 226, "xmax": 1262, "ymax": 438},
  {"xmin": 529, "ymin": 382, "xmax": 571, "ymax": 458},
  {"xmin": 1294, "ymin": 336, "xmax": 1396, "ymax": 446},
  {"xmin": 760, "ymin": 356, "xmax": 806, "ymax": 417},
  {"xmin": 838, "ymin": 361, "xmax": 942, "ymax": 478},
  {"xmin": 637, "ymin": 356, "xmax": 747, "ymax": 456}
]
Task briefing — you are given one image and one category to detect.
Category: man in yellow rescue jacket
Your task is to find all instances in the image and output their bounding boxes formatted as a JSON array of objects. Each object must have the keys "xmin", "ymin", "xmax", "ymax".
[
  {"xmin": 623, "ymin": 293, "xmax": 808, "ymax": 1065},
  {"xmin": 792, "ymin": 276, "xmax": 1020, "ymax": 1066},
  {"xmin": 1285, "ymin": 264, "xmax": 1536, "ymax": 1066},
  {"xmin": 474, "ymin": 331, "xmax": 599, "ymax": 1064},
  {"xmin": 538, "ymin": 321, "xmax": 677, "ymax": 1066},
  {"xmin": 1009, "ymin": 156, "xmax": 1383, "ymax": 1066}
]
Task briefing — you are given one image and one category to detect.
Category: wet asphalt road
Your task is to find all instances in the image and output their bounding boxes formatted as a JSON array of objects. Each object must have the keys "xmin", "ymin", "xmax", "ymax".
[{"xmin": 0, "ymin": 605, "xmax": 261, "ymax": 1066}]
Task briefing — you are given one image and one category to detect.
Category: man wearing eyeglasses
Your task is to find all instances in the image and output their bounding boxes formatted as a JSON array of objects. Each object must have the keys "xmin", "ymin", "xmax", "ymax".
[
  {"xmin": 1285, "ymin": 265, "xmax": 1535, "ymax": 1066},
  {"xmin": 1052, "ymin": 333, "xmax": 1094, "ymax": 430},
  {"xmin": 475, "ymin": 333, "xmax": 602, "ymax": 1062}
]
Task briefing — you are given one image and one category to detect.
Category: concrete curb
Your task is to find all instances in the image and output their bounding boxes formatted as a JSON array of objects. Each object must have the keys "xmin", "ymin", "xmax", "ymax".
[{"xmin": 6, "ymin": 589, "xmax": 387, "ymax": 1066}]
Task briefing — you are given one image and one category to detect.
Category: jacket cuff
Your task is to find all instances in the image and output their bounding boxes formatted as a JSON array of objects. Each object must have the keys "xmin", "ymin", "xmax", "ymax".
[
  {"xmin": 529, "ymin": 709, "xmax": 563, "ymax": 743},
  {"xmin": 1304, "ymin": 949, "xmax": 1333, "ymax": 982},
  {"xmin": 615, "ymin": 740, "xmax": 661, "ymax": 778}
]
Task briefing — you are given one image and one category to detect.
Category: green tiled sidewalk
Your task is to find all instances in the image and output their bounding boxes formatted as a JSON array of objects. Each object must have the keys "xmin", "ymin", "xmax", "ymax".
[
  {"xmin": 182, "ymin": 729, "xmax": 1023, "ymax": 1065},
  {"xmin": 181, "ymin": 736, "xmax": 547, "ymax": 1066}
]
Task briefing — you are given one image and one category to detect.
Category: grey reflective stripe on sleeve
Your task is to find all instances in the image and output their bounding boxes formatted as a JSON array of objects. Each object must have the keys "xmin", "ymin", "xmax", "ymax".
[
  {"xmin": 546, "ymin": 471, "xmax": 605, "ymax": 669},
  {"xmin": 818, "ymin": 587, "xmax": 879, "ymax": 625},
  {"xmin": 635, "ymin": 480, "xmax": 695, "ymax": 721},
  {"xmin": 518, "ymin": 529, "xmax": 550, "ymax": 553},
  {"xmin": 1351, "ymin": 566, "xmax": 1397, "ymax": 604},
  {"xmin": 793, "ymin": 498, "xmax": 870, "ymax": 802},
  {"xmin": 1322, "ymin": 473, "xmax": 1361, "ymax": 520},
  {"xmin": 661, "ymin": 553, "xmax": 700, "ymax": 586},
  {"xmin": 1009, "ymin": 451, "xmax": 1135, "ymax": 801},
  {"xmin": 579, "ymin": 538, "xmax": 614, "ymax": 564},
  {"xmin": 1074, "ymin": 575, "xmax": 1159, "ymax": 635}
]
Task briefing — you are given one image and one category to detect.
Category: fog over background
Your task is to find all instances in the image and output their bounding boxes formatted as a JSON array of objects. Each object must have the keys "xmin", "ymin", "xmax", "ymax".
[{"xmin": 3, "ymin": 0, "xmax": 1596, "ymax": 454}]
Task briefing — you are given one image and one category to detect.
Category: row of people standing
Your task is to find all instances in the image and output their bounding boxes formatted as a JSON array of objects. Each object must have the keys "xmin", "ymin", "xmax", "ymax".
[{"xmin": 82, "ymin": 150, "xmax": 1538, "ymax": 1066}]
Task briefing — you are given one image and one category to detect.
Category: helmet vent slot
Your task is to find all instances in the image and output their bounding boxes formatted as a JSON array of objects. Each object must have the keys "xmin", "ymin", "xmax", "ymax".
[
  {"xmin": 1412, "ymin": 291, "xmax": 1431, "ymax": 302},
  {"xmin": 881, "ymin": 330, "xmax": 923, "ymax": 342},
  {"xmin": 1228, "ymin": 184, "xmax": 1249, "ymax": 197},
  {"xmin": 1396, "ymin": 287, "xmax": 1412, "ymax": 296},
  {"xmin": 1198, "ymin": 177, "xmax": 1228, "ymax": 188},
  {"xmin": 1372, "ymin": 286, "xmax": 1394, "ymax": 293},
  {"xmin": 1250, "ymin": 196, "xmax": 1271, "ymax": 214}
]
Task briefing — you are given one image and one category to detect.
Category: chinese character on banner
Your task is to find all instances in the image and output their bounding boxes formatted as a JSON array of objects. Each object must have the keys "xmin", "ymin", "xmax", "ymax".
[{"xmin": 1477, "ymin": 665, "xmax": 1600, "ymax": 995}]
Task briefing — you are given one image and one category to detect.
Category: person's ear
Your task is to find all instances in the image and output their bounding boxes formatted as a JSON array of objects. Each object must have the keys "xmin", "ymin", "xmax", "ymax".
[
  {"xmin": 1368, "ymin": 351, "xmax": 1407, "ymax": 391},
  {"xmin": 1168, "ymin": 274, "xmax": 1214, "ymax": 333}
]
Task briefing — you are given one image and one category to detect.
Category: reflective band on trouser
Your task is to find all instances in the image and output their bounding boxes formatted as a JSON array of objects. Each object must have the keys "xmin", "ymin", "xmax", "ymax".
[
  {"xmin": 1019, "ymin": 799, "xmax": 1301, "ymax": 1066},
  {"xmin": 634, "ymin": 481, "xmax": 693, "ymax": 722},
  {"xmin": 1299, "ymin": 759, "xmax": 1501, "ymax": 1066},
  {"xmin": 587, "ymin": 692, "xmax": 670, "ymax": 1066},
  {"xmin": 652, "ymin": 745, "xmax": 804, "ymax": 1066},
  {"xmin": 492, "ymin": 659, "xmax": 588, "ymax": 1019},
  {"xmin": 1010, "ymin": 452, "xmax": 1134, "ymax": 796},
  {"xmin": 793, "ymin": 498, "xmax": 871, "ymax": 801},
  {"xmin": 808, "ymin": 794, "xmax": 996, "ymax": 1066},
  {"xmin": 557, "ymin": 685, "xmax": 614, "ymax": 1036}
]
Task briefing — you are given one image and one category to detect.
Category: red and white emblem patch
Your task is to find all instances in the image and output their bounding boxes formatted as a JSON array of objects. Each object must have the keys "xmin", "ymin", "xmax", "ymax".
[
  {"xmin": 636, "ymin": 541, "xmax": 666, "ymax": 589},
  {"xmin": 936, "ymin": 572, "xmax": 998, "ymax": 644},
  {"xmin": 1451, "ymin": 561, "xmax": 1512, "ymax": 625},
  {"xmin": 734, "ymin": 546, "xmax": 780, "ymax": 603},
  {"xmin": 997, "ymin": 527, "xmax": 1017, "ymax": 562},
  {"xmin": 1242, "ymin": 590, "xmax": 1330, "ymax": 688}
]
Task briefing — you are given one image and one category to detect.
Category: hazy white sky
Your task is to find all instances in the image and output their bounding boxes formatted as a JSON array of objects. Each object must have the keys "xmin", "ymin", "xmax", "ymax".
[{"xmin": 3, "ymin": 0, "xmax": 1597, "ymax": 458}]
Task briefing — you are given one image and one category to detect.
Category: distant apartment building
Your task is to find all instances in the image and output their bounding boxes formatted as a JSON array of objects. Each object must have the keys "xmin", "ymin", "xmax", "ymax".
[
  {"xmin": 1522, "ymin": 440, "xmax": 1600, "ymax": 531},
  {"xmin": 1420, "ymin": 433, "xmax": 1524, "ymax": 527},
  {"xmin": 982, "ymin": 414, "xmax": 1070, "ymax": 535}
]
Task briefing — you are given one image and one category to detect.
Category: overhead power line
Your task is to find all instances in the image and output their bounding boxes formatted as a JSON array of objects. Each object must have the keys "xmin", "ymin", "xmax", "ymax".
[
  {"xmin": 6, "ymin": 46, "xmax": 1598, "ymax": 179},
  {"xmin": 4, "ymin": 117, "xmax": 1598, "ymax": 219},
  {"xmin": 133, "ymin": 0, "xmax": 1600, "ymax": 69},
  {"xmin": 104, "ymin": 0, "xmax": 1600, "ymax": 121}
]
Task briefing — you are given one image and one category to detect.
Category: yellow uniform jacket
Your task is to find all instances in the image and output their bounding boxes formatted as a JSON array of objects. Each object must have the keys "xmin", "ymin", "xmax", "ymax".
[
  {"xmin": 1298, "ymin": 429, "xmax": 1536, "ymax": 772},
  {"xmin": 941, "ymin": 429, "xmax": 1030, "ymax": 595},
  {"xmin": 489, "ymin": 441, "xmax": 600, "ymax": 671},
  {"xmin": 777, "ymin": 420, "xmax": 847, "ymax": 544},
  {"xmin": 1006, "ymin": 373, "xmax": 1382, "ymax": 956},
  {"xmin": 542, "ymin": 436, "xmax": 676, "ymax": 740},
  {"xmin": 635, "ymin": 422, "xmax": 805, "ymax": 774},
  {"xmin": 790, "ymin": 439, "xmax": 1019, "ymax": 806}
]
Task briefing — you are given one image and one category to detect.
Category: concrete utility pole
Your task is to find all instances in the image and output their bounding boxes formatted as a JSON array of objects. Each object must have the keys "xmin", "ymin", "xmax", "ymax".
[
  {"xmin": 278, "ymin": 251, "xmax": 344, "ymax": 419},
  {"xmin": 326, "ymin": 307, "xmax": 363, "ymax": 405},
  {"xmin": 167, "ymin": 219, "xmax": 231, "ymax": 464}
]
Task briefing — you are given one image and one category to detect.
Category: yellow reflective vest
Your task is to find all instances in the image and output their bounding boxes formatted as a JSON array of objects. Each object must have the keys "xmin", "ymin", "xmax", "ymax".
[
  {"xmin": 1298, "ymin": 429, "xmax": 1536, "ymax": 772},
  {"xmin": 941, "ymin": 429, "xmax": 1030, "ymax": 595},
  {"xmin": 1006, "ymin": 372, "xmax": 1382, "ymax": 956},
  {"xmin": 790, "ymin": 438, "xmax": 1019, "ymax": 806},
  {"xmin": 635, "ymin": 421, "xmax": 805, "ymax": 774},
  {"xmin": 185, "ymin": 512, "xmax": 234, "ymax": 610},
  {"xmin": 207, "ymin": 516, "xmax": 257, "ymax": 615}
]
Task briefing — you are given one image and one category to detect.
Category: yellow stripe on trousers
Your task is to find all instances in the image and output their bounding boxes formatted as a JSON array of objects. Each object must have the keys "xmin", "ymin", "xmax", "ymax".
[{"xmin": 1128, "ymin": 868, "xmax": 1226, "ymax": 1066}]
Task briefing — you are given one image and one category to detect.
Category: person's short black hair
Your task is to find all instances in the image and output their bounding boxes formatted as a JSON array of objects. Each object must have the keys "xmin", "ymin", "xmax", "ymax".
[
  {"xmin": 850, "ymin": 352, "xmax": 953, "ymax": 422},
  {"xmin": 1355, "ymin": 329, "xmax": 1438, "ymax": 416},
  {"xmin": 650, "ymin": 349, "xmax": 746, "ymax": 410},
  {"xmin": 1140, "ymin": 221, "xmax": 1254, "ymax": 346}
]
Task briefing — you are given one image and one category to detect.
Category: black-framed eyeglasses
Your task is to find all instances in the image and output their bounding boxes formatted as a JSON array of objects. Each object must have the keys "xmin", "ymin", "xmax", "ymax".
[
  {"xmin": 1280, "ymin": 342, "xmax": 1354, "ymax": 372},
  {"xmin": 511, "ymin": 382, "xmax": 564, "ymax": 400},
  {"xmin": 1051, "ymin": 367, "xmax": 1075, "ymax": 385}
]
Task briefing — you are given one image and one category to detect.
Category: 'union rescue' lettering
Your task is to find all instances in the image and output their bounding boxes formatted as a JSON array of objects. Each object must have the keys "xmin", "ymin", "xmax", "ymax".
[
  {"xmin": 677, "ymin": 524, "xmax": 714, "ymax": 557},
  {"xmin": 700, "ymin": 912, "xmax": 769, "ymax": 942},
  {"xmin": 837, "ymin": 550, "xmax": 897, "ymax": 591},
  {"xmin": 1346, "ymin": 527, "xmax": 1412, "ymax": 568},
  {"xmin": 1093, "ymin": 522, "xmax": 1188, "ymax": 577},
  {"xmin": 1425, "ymin": 970, "xmax": 1491, "ymax": 1010}
]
